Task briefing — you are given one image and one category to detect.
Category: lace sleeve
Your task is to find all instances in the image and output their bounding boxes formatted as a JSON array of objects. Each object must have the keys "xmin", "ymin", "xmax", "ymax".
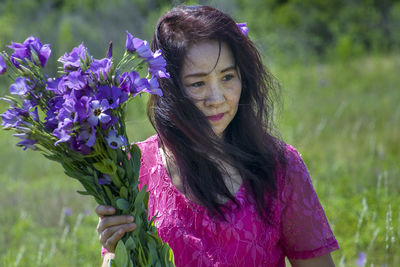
[{"xmin": 280, "ymin": 145, "xmax": 339, "ymax": 259}]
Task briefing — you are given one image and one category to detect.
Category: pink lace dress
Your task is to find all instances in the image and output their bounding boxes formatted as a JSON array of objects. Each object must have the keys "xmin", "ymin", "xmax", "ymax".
[{"xmin": 103, "ymin": 134, "xmax": 339, "ymax": 266}]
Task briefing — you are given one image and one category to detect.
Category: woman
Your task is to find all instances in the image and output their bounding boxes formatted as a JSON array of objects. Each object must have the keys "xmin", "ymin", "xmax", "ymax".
[{"xmin": 96, "ymin": 5, "xmax": 339, "ymax": 266}]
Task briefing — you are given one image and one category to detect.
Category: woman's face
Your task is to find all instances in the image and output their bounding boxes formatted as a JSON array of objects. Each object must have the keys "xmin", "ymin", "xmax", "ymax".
[{"xmin": 180, "ymin": 40, "xmax": 242, "ymax": 137}]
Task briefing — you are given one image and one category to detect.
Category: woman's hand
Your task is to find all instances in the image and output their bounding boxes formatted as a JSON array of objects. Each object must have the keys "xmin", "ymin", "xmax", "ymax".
[{"xmin": 95, "ymin": 205, "xmax": 137, "ymax": 253}]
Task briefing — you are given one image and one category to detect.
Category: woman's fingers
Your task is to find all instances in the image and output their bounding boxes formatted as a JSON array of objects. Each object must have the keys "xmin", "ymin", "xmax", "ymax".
[
  {"xmin": 97, "ymin": 214, "xmax": 134, "ymax": 233},
  {"xmin": 94, "ymin": 205, "xmax": 136, "ymax": 252},
  {"xmin": 95, "ymin": 205, "xmax": 115, "ymax": 217},
  {"xmin": 99, "ymin": 223, "xmax": 137, "ymax": 246},
  {"xmin": 104, "ymin": 228, "xmax": 125, "ymax": 252}
]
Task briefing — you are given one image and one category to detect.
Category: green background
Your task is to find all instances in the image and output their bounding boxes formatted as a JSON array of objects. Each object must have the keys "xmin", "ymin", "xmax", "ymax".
[{"xmin": 1, "ymin": 0, "xmax": 399, "ymax": 266}]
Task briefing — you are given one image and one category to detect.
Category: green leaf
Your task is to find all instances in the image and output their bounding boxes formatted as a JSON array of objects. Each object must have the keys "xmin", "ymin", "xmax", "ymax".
[
  {"xmin": 43, "ymin": 153, "xmax": 61, "ymax": 162},
  {"xmin": 93, "ymin": 159, "xmax": 117, "ymax": 175},
  {"xmin": 130, "ymin": 144, "xmax": 141, "ymax": 179},
  {"xmin": 100, "ymin": 71, "xmax": 106, "ymax": 84},
  {"xmin": 147, "ymin": 236, "xmax": 159, "ymax": 265},
  {"xmin": 117, "ymin": 166, "xmax": 126, "ymax": 182},
  {"xmin": 93, "ymin": 162, "xmax": 112, "ymax": 174},
  {"xmin": 107, "ymin": 67, "xmax": 113, "ymax": 83},
  {"xmin": 129, "ymin": 181, "xmax": 139, "ymax": 193},
  {"xmin": 116, "ymin": 198, "xmax": 130, "ymax": 211},
  {"xmin": 76, "ymin": 190, "xmax": 91, "ymax": 196},
  {"xmin": 104, "ymin": 186, "xmax": 115, "ymax": 206},
  {"xmin": 120, "ymin": 186, "xmax": 129, "ymax": 200},
  {"xmin": 125, "ymin": 236, "xmax": 136, "ymax": 251},
  {"xmin": 30, "ymin": 49, "xmax": 41, "ymax": 66},
  {"xmin": 149, "ymin": 214, "xmax": 157, "ymax": 227},
  {"xmin": 114, "ymin": 240, "xmax": 128, "ymax": 267},
  {"xmin": 133, "ymin": 184, "xmax": 147, "ymax": 210},
  {"xmin": 108, "ymin": 146, "xmax": 117, "ymax": 162},
  {"xmin": 86, "ymin": 166, "xmax": 95, "ymax": 174},
  {"xmin": 123, "ymin": 157, "xmax": 134, "ymax": 181},
  {"xmin": 137, "ymin": 244, "xmax": 147, "ymax": 266},
  {"xmin": 127, "ymin": 259, "xmax": 133, "ymax": 267}
]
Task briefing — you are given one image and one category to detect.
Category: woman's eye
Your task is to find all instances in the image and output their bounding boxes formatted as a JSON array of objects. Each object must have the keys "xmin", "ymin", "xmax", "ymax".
[
  {"xmin": 222, "ymin": 74, "xmax": 234, "ymax": 81},
  {"xmin": 190, "ymin": 81, "xmax": 204, "ymax": 87}
]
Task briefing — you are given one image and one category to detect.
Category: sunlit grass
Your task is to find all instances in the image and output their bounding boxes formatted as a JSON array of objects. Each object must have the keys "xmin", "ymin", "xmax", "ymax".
[
  {"xmin": 1, "ymin": 54, "xmax": 399, "ymax": 266},
  {"xmin": 275, "ymin": 54, "xmax": 400, "ymax": 266}
]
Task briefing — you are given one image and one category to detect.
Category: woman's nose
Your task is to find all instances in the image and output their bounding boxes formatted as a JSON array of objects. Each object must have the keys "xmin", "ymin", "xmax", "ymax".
[{"xmin": 205, "ymin": 82, "xmax": 225, "ymax": 106}]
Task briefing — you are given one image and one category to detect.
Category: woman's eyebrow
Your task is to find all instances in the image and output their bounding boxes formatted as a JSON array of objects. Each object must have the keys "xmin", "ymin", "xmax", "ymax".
[
  {"xmin": 220, "ymin": 66, "xmax": 236, "ymax": 73},
  {"xmin": 183, "ymin": 65, "xmax": 236, "ymax": 79},
  {"xmin": 183, "ymin": 72, "xmax": 209, "ymax": 79}
]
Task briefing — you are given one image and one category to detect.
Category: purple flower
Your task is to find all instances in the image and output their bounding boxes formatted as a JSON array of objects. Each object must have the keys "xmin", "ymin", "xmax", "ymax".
[
  {"xmin": 9, "ymin": 77, "xmax": 32, "ymax": 95},
  {"xmin": 78, "ymin": 126, "xmax": 97, "ymax": 147},
  {"xmin": 106, "ymin": 42, "xmax": 113, "ymax": 59},
  {"xmin": 58, "ymin": 96, "xmax": 78, "ymax": 123},
  {"xmin": 356, "ymin": 252, "xmax": 366, "ymax": 267},
  {"xmin": 69, "ymin": 136, "xmax": 92, "ymax": 155},
  {"xmin": 98, "ymin": 174, "xmax": 112, "ymax": 185},
  {"xmin": 125, "ymin": 31, "xmax": 145, "ymax": 54},
  {"xmin": 64, "ymin": 71, "xmax": 88, "ymax": 90},
  {"xmin": 96, "ymin": 85, "xmax": 128, "ymax": 109},
  {"xmin": 0, "ymin": 55, "xmax": 6, "ymax": 74},
  {"xmin": 125, "ymin": 31, "xmax": 153, "ymax": 59},
  {"xmin": 44, "ymin": 96, "xmax": 63, "ymax": 131},
  {"xmin": 44, "ymin": 110, "xmax": 58, "ymax": 131},
  {"xmin": 237, "ymin": 23, "xmax": 249, "ymax": 36},
  {"xmin": 17, "ymin": 138, "xmax": 37, "ymax": 150},
  {"xmin": 59, "ymin": 43, "xmax": 88, "ymax": 70},
  {"xmin": 13, "ymin": 133, "xmax": 37, "ymax": 150},
  {"xmin": 136, "ymin": 41, "xmax": 153, "ymax": 59},
  {"xmin": 106, "ymin": 129, "xmax": 127, "ymax": 149},
  {"xmin": 145, "ymin": 76, "xmax": 163, "ymax": 96},
  {"xmin": 88, "ymin": 99, "xmax": 111, "ymax": 126},
  {"xmin": 24, "ymin": 36, "xmax": 51, "ymax": 67},
  {"xmin": 53, "ymin": 95, "xmax": 78, "ymax": 145},
  {"xmin": 101, "ymin": 115, "xmax": 118, "ymax": 130},
  {"xmin": 89, "ymin": 58, "xmax": 112, "ymax": 81},
  {"xmin": 72, "ymin": 95, "xmax": 91, "ymax": 122},
  {"xmin": 22, "ymin": 100, "xmax": 39, "ymax": 122},
  {"xmin": 53, "ymin": 120, "xmax": 73, "ymax": 145},
  {"xmin": 47, "ymin": 77, "xmax": 67, "ymax": 95},
  {"xmin": 148, "ymin": 50, "xmax": 170, "ymax": 79},
  {"xmin": 8, "ymin": 36, "xmax": 51, "ymax": 67},
  {"xmin": 120, "ymin": 71, "xmax": 148, "ymax": 96},
  {"xmin": 0, "ymin": 107, "xmax": 29, "ymax": 128}
]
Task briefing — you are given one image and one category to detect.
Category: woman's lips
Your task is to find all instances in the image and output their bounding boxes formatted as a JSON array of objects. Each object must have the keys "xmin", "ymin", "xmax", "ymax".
[{"xmin": 207, "ymin": 113, "xmax": 224, "ymax": 121}]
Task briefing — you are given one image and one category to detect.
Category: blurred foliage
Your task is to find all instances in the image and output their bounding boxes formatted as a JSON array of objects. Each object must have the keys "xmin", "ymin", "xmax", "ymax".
[
  {"xmin": 234, "ymin": 0, "xmax": 400, "ymax": 64},
  {"xmin": 0, "ymin": 0, "xmax": 398, "ymax": 76}
]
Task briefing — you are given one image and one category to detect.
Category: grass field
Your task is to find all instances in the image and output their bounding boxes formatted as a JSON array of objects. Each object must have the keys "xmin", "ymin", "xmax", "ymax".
[{"xmin": 1, "ymin": 53, "xmax": 399, "ymax": 266}]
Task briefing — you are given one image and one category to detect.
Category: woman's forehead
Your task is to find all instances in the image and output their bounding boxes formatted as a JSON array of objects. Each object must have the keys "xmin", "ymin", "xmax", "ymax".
[{"xmin": 181, "ymin": 40, "xmax": 235, "ymax": 77}]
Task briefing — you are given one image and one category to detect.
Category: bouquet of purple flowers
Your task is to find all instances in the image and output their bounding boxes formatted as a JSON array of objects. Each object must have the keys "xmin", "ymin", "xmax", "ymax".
[{"xmin": 0, "ymin": 32, "xmax": 174, "ymax": 267}]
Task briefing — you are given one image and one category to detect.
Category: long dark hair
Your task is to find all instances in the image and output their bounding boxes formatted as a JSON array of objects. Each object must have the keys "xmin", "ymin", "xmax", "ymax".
[{"xmin": 148, "ymin": 5, "xmax": 286, "ymax": 223}]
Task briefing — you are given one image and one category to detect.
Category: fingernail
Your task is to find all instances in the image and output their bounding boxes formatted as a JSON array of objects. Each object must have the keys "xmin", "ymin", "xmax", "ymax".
[
  {"xmin": 128, "ymin": 216, "xmax": 134, "ymax": 222},
  {"xmin": 128, "ymin": 223, "xmax": 136, "ymax": 229}
]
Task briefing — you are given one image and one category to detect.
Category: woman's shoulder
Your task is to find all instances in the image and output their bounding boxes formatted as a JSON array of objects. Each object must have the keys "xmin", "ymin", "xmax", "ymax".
[
  {"xmin": 136, "ymin": 134, "xmax": 158, "ymax": 153},
  {"xmin": 276, "ymin": 143, "xmax": 311, "ymax": 191},
  {"xmin": 135, "ymin": 134, "xmax": 159, "ymax": 167},
  {"xmin": 282, "ymin": 143, "xmax": 305, "ymax": 170},
  {"xmin": 137, "ymin": 134, "xmax": 158, "ymax": 146}
]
